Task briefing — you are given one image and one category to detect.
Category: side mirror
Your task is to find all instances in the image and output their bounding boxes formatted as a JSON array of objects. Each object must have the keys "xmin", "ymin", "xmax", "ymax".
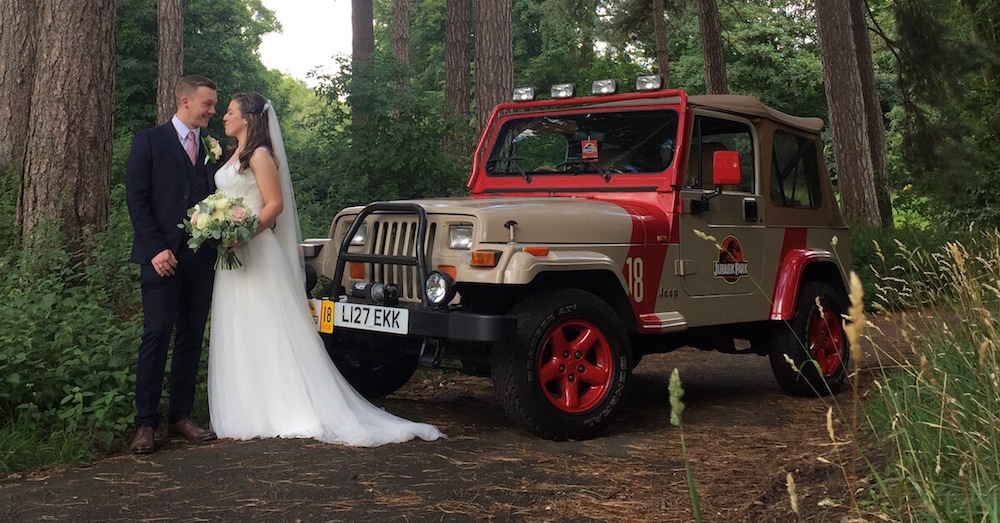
[{"xmin": 712, "ymin": 150, "xmax": 742, "ymax": 186}]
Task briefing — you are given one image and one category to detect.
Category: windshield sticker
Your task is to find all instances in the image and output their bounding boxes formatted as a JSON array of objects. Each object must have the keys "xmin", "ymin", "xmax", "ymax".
[
  {"xmin": 713, "ymin": 235, "xmax": 749, "ymax": 283},
  {"xmin": 581, "ymin": 140, "xmax": 599, "ymax": 161}
]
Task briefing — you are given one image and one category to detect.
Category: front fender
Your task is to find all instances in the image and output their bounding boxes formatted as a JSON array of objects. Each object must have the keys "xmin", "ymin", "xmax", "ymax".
[{"xmin": 499, "ymin": 250, "xmax": 626, "ymax": 286}]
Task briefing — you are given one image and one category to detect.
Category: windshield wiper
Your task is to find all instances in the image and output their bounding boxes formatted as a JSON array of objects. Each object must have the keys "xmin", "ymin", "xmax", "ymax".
[{"xmin": 486, "ymin": 157, "xmax": 532, "ymax": 182}]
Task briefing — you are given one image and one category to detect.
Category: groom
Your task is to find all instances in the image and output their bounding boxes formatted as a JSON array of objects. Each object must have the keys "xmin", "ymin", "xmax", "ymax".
[{"xmin": 125, "ymin": 75, "xmax": 220, "ymax": 454}]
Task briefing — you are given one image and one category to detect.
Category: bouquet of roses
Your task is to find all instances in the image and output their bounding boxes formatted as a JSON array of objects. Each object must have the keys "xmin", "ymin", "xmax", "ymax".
[{"xmin": 178, "ymin": 190, "xmax": 260, "ymax": 270}]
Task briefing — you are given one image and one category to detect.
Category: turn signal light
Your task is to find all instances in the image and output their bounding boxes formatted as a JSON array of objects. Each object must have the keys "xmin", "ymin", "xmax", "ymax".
[
  {"xmin": 438, "ymin": 265, "xmax": 457, "ymax": 279},
  {"xmin": 470, "ymin": 250, "xmax": 501, "ymax": 267},
  {"xmin": 523, "ymin": 246, "xmax": 549, "ymax": 257},
  {"xmin": 349, "ymin": 262, "xmax": 365, "ymax": 279}
]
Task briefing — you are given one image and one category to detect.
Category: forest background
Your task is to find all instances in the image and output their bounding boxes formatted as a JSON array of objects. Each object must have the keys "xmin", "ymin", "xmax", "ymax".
[{"xmin": 1, "ymin": 0, "xmax": 1000, "ymax": 518}]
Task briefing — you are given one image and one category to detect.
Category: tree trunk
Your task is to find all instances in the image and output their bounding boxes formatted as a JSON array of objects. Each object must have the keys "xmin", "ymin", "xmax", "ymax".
[
  {"xmin": 351, "ymin": 0, "xmax": 375, "ymax": 144},
  {"xmin": 695, "ymin": 0, "xmax": 727, "ymax": 94},
  {"xmin": 444, "ymin": 0, "xmax": 472, "ymax": 154},
  {"xmin": 392, "ymin": 0, "xmax": 410, "ymax": 86},
  {"xmin": 18, "ymin": 0, "xmax": 116, "ymax": 244},
  {"xmin": 474, "ymin": 0, "xmax": 513, "ymax": 133},
  {"xmin": 156, "ymin": 0, "xmax": 183, "ymax": 124},
  {"xmin": 815, "ymin": 0, "xmax": 882, "ymax": 227},
  {"xmin": 653, "ymin": 0, "xmax": 670, "ymax": 87},
  {"xmin": 848, "ymin": 0, "xmax": 892, "ymax": 227},
  {"xmin": 352, "ymin": 0, "xmax": 375, "ymax": 72},
  {"xmin": 0, "ymin": 0, "xmax": 38, "ymax": 174}
]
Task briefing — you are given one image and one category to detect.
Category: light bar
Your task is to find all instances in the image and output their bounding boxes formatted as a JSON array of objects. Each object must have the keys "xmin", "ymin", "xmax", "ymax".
[
  {"xmin": 591, "ymin": 79, "xmax": 618, "ymax": 95},
  {"xmin": 551, "ymin": 83, "xmax": 576, "ymax": 99},
  {"xmin": 636, "ymin": 74, "xmax": 664, "ymax": 91},
  {"xmin": 512, "ymin": 86, "xmax": 537, "ymax": 102}
]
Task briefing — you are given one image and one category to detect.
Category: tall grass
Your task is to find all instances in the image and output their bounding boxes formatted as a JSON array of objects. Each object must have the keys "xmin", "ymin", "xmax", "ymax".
[{"xmin": 860, "ymin": 230, "xmax": 1000, "ymax": 520}]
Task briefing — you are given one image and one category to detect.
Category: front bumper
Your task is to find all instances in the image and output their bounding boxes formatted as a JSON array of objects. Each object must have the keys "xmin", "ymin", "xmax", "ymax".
[{"xmin": 318, "ymin": 297, "xmax": 517, "ymax": 343}]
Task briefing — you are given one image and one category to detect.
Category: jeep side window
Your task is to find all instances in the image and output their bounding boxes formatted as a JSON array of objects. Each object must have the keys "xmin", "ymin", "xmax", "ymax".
[
  {"xmin": 685, "ymin": 116, "xmax": 754, "ymax": 192},
  {"xmin": 770, "ymin": 131, "xmax": 821, "ymax": 209}
]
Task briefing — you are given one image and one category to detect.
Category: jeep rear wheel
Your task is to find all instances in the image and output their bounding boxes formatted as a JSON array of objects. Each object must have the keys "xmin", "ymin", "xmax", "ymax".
[
  {"xmin": 767, "ymin": 281, "xmax": 848, "ymax": 397},
  {"xmin": 323, "ymin": 334, "xmax": 420, "ymax": 399},
  {"xmin": 491, "ymin": 289, "xmax": 632, "ymax": 440}
]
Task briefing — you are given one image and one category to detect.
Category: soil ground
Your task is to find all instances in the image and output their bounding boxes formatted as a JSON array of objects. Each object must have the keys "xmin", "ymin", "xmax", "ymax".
[{"xmin": 0, "ymin": 316, "xmax": 906, "ymax": 522}]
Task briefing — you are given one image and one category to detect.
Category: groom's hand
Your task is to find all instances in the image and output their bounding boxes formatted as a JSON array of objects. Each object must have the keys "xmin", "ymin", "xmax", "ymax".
[{"xmin": 152, "ymin": 249, "xmax": 178, "ymax": 277}]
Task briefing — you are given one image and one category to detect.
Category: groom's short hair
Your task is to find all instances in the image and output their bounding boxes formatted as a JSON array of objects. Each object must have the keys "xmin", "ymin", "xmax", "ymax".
[{"xmin": 175, "ymin": 75, "xmax": 217, "ymax": 103}]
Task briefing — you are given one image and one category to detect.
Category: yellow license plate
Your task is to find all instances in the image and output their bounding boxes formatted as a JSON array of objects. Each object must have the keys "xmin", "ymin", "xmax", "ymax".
[{"xmin": 309, "ymin": 299, "xmax": 336, "ymax": 334}]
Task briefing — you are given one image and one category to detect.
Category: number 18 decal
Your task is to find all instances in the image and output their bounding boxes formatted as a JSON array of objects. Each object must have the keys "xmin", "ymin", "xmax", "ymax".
[{"xmin": 625, "ymin": 257, "xmax": 644, "ymax": 303}]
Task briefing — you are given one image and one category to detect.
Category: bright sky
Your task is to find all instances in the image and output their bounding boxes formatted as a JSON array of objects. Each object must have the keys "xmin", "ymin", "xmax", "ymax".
[{"xmin": 258, "ymin": 0, "xmax": 353, "ymax": 85}]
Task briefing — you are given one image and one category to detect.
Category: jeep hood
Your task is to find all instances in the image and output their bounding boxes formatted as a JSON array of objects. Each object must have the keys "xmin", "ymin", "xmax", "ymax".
[{"xmin": 347, "ymin": 197, "xmax": 639, "ymax": 245}]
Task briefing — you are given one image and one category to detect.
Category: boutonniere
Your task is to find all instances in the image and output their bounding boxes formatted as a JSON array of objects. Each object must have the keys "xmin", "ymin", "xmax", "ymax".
[{"xmin": 203, "ymin": 135, "xmax": 222, "ymax": 164}]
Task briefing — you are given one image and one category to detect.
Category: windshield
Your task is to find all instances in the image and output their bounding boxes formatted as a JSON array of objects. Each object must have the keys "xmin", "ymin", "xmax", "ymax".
[{"xmin": 485, "ymin": 109, "xmax": 679, "ymax": 178}]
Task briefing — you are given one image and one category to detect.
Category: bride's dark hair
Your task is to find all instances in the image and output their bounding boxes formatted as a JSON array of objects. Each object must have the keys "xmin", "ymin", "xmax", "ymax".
[{"xmin": 230, "ymin": 92, "xmax": 275, "ymax": 173}]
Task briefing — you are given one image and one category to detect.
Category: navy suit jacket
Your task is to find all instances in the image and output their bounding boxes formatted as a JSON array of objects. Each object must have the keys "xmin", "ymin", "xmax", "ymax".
[{"xmin": 125, "ymin": 122, "xmax": 218, "ymax": 265}]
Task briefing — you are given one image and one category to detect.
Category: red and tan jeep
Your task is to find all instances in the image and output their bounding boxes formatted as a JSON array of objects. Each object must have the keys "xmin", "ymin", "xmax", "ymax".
[{"xmin": 304, "ymin": 77, "xmax": 852, "ymax": 440}]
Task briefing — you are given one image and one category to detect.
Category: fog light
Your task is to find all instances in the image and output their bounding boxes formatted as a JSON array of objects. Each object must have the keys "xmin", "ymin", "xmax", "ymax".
[{"xmin": 424, "ymin": 271, "xmax": 456, "ymax": 306}]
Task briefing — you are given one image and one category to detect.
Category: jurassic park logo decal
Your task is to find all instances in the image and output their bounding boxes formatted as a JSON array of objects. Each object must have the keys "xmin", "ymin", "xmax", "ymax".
[{"xmin": 713, "ymin": 235, "xmax": 749, "ymax": 283}]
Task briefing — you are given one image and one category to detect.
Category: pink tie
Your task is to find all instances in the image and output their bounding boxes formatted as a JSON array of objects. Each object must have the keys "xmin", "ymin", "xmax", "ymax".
[{"xmin": 185, "ymin": 130, "xmax": 197, "ymax": 165}]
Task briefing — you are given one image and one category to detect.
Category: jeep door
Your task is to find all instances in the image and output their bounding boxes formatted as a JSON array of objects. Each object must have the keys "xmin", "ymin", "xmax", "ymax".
[{"xmin": 676, "ymin": 114, "xmax": 768, "ymax": 323}]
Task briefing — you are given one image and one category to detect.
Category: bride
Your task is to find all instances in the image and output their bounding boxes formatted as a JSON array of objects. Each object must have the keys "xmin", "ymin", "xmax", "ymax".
[{"xmin": 207, "ymin": 92, "xmax": 443, "ymax": 446}]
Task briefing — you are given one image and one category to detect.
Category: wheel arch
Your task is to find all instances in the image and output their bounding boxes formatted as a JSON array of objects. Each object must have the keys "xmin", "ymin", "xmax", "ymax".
[{"xmin": 770, "ymin": 249, "xmax": 848, "ymax": 321}]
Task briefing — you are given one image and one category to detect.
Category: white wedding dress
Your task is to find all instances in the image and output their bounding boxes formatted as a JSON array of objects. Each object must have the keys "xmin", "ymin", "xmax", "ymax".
[{"xmin": 208, "ymin": 154, "xmax": 443, "ymax": 446}]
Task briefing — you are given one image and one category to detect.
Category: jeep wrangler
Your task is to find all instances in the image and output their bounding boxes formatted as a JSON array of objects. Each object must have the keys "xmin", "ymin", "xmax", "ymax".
[{"xmin": 303, "ymin": 77, "xmax": 852, "ymax": 440}]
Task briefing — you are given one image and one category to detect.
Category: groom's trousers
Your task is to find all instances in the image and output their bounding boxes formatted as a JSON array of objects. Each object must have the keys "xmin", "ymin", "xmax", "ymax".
[{"xmin": 134, "ymin": 246, "xmax": 215, "ymax": 428}]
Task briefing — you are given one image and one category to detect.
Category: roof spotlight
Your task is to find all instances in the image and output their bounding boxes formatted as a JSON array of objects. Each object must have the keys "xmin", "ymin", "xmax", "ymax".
[
  {"xmin": 550, "ymin": 83, "xmax": 576, "ymax": 99},
  {"xmin": 636, "ymin": 74, "xmax": 664, "ymax": 91},
  {"xmin": 512, "ymin": 86, "xmax": 537, "ymax": 102},
  {"xmin": 591, "ymin": 79, "xmax": 618, "ymax": 95}
]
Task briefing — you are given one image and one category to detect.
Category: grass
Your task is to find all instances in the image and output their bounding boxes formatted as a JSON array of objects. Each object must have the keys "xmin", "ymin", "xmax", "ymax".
[
  {"xmin": 0, "ymin": 416, "xmax": 96, "ymax": 474},
  {"xmin": 788, "ymin": 229, "xmax": 1000, "ymax": 521}
]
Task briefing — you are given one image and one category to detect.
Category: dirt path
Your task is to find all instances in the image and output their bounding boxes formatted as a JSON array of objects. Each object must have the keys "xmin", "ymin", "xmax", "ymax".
[{"xmin": 1, "ymin": 324, "xmax": 900, "ymax": 522}]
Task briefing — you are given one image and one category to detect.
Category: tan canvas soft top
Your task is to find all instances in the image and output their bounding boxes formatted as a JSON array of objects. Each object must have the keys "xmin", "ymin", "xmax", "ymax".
[{"xmin": 590, "ymin": 93, "xmax": 825, "ymax": 133}]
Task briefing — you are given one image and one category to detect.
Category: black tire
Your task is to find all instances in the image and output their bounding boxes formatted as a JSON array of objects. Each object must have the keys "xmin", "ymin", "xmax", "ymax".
[
  {"xmin": 323, "ymin": 333, "xmax": 420, "ymax": 398},
  {"xmin": 767, "ymin": 281, "xmax": 849, "ymax": 397},
  {"xmin": 491, "ymin": 289, "xmax": 632, "ymax": 440}
]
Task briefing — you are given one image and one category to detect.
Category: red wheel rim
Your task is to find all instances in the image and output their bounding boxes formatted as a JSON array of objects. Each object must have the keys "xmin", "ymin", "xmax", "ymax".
[
  {"xmin": 807, "ymin": 299, "xmax": 845, "ymax": 378},
  {"xmin": 536, "ymin": 319, "xmax": 614, "ymax": 414}
]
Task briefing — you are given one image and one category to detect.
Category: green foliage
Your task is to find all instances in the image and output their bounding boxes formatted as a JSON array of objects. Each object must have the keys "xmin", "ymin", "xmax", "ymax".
[
  {"xmin": 848, "ymin": 220, "xmax": 957, "ymax": 310},
  {"xmin": 0, "ymin": 416, "xmax": 96, "ymax": 474},
  {"xmin": 864, "ymin": 231, "xmax": 1000, "ymax": 520},
  {"xmin": 0, "ymin": 183, "xmax": 141, "ymax": 460},
  {"xmin": 302, "ymin": 56, "xmax": 470, "ymax": 238},
  {"xmin": 894, "ymin": 0, "xmax": 1000, "ymax": 227},
  {"xmin": 115, "ymin": 0, "xmax": 284, "ymax": 138}
]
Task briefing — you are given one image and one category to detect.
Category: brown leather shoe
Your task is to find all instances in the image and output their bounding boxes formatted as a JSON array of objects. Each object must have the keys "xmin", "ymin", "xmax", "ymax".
[
  {"xmin": 167, "ymin": 418, "xmax": 217, "ymax": 443},
  {"xmin": 129, "ymin": 426, "xmax": 156, "ymax": 455}
]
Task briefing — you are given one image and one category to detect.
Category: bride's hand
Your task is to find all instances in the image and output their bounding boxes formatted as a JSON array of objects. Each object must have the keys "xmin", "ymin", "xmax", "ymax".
[{"xmin": 228, "ymin": 240, "xmax": 245, "ymax": 252}]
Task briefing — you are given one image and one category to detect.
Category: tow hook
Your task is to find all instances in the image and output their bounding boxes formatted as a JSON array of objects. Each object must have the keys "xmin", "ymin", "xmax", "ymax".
[{"xmin": 419, "ymin": 338, "xmax": 443, "ymax": 367}]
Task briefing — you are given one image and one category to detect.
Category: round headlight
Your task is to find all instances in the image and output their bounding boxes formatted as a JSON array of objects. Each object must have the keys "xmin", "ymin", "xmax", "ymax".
[{"xmin": 424, "ymin": 271, "xmax": 456, "ymax": 306}]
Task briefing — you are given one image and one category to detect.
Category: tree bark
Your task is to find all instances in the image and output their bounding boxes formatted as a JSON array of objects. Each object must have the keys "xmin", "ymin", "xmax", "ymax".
[
  {"xmin": 351, "ymin": 0, "xmax": 375, "ymax": 143},
  {"xmin": 816, "ymin": 0, "xmax": 882, "ymax": 226},
  {"xmin": 0, "ymin": 0, "xmax": 38, "ymax": 174},
  {"xmin": 352, "ymin": 0, "xmax": 375, "ymax": 72},
  {"xmin": 848, "ymin": 0, "xmax": 892, "ymax": 227},
  {"xmin": 18, "ymin": 0, "xmax": 116, "ymax": 244},
  {"xmin": 392, "ymin": 0, "xmax": 410, "ymax": 85},
  {"xmin": 444, "ymin": 0, "xmax": 472, "ymax": 154},
  {"xmin": 695, "ymin": 0, "xmax": 727, "ymax": 94},
  {"xmin": 474, "ymin": 0, "xmax": 513, "ymax": 134},
  {"xmin": 653, "ymin": 0, "xmax": 670, "ymax": 87},
  {"xmin": 156, "ymin": 0, "xmax": 183, "ymax": 124}
]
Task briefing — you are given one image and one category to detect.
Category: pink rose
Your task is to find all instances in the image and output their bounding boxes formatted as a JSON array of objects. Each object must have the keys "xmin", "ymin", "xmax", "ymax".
[
  {"xmin": 229, "ymin": 205, "xmax": 248, "ymax": 223},
  {"xmin": 190, "ymin": 210, "xmax": 200, "ymax": 224}
]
